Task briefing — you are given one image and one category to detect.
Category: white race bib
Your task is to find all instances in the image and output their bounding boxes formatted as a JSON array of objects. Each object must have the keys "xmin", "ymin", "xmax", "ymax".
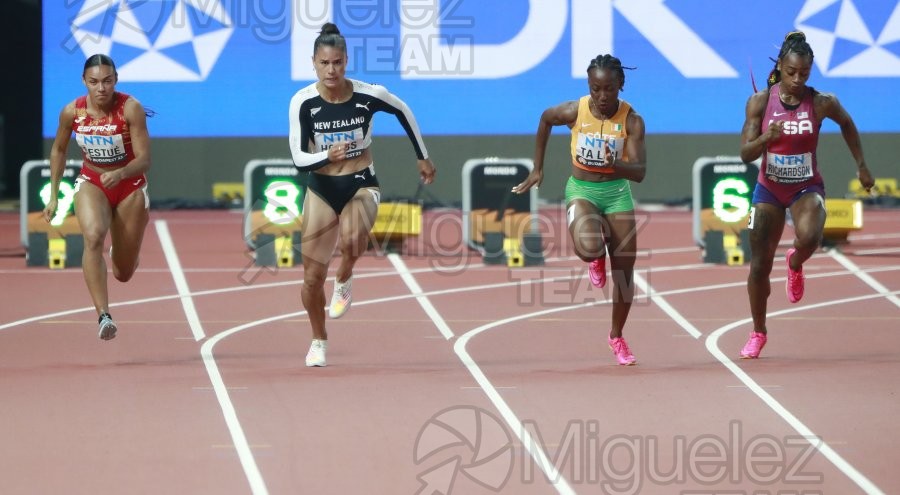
[
  {"xmin": 75, "ymin": 133, "xmax": 127, "ymax": 165},
  {"xmin": 575, "ymin": 132, "xmax": 624, "ymax": 169},
  {"xmin": 315, "ymin": 127, "xmax": 367, "ymax": 158},
  {"xmin": 765, "ymin": 152, "xmax": 813, "ymax": 183}
]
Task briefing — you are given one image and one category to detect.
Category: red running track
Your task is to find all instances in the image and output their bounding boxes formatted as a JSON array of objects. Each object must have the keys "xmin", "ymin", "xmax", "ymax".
[{"xmin": 0, "ymin": 207, "xmax": 897, "ymax": 494}]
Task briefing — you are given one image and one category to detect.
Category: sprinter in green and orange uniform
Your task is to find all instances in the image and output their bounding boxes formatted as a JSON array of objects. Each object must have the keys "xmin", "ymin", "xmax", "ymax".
[{"xmin": 513, "ymin": 54, "xmax": 646, "ymax": 365}]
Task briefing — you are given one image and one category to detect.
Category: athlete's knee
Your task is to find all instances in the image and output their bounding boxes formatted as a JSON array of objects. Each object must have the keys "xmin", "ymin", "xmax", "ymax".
[
  {"xmin": 571, "ymin": 233, "xmax": 605, "ymax": 260},
  {"xmin": 573, "ymin": 244, "xmax": 602, "ymax": 263},
  {"xmin": 81, "ymin": 228, "xmax": 107, "ymax": 251},
  {"xmin": 748, "ymin": 257, "xmax": 773, "ymax": 280},
  {"xmin": 301, "ymin": 263, "xmax": 328, "ymax": 289},
  {"xmin": 795, "ymin": 229, "xmax": 823, "ymax": 251},
  {"xmin": 113, "ymin": 266, "xmax": 136, "ymax": 283}
]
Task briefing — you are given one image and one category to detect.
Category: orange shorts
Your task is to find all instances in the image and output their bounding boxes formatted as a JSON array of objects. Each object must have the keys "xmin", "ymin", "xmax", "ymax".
[{"xmin": 75, "ymin": 166, "xmax": 148, "ymax": 208}]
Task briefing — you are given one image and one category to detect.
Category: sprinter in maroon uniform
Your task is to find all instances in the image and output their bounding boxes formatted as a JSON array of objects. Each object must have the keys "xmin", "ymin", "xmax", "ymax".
[{"xmin": 738, "ymin": 32, "xmax": 875, "ymax": 359}]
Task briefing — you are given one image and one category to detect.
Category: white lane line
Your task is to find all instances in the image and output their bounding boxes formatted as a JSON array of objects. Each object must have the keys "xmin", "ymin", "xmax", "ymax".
[
  {"xmin": 705, "ymin": 291, "xmax": 899, "ymax": 495},
  {"xmin": 155, "ymin": 220, "xmax": 205, "ymax": 341},
  {"xmin": 387, "ymin": 253, "xmax": 454, "ymax": 340},
  {"xmin": 159, "ymin": 220, "xmax": 267, "ymax": 492},
  {"xmin": 192, "ymin": 387, "xmax": 248, "ymax": 391},
  {"xmin": 851, "ymin": 247, "xmax": 900, "ymax": 256},
  {"xmin": 389, "ymin": 253, "xmax": 578, "ymax": 493},
  {"xmin": 453, "ymin": 302, "xmax": 611, "ymax": 495},
  {"xmin": 461, "ymin": 386, "xmax": 517, "ymax": 390},
  {"xmin": 199, "ymin": 314, "xmax": 294, "ymax": 495},
  {"xmin": 827, "ymin": 249, "xmax": 900, "ymax": 308},
  {"xmin": 725, "ymin": 385, "xmax": 782, "ymax": 389},
  {"xmin": 633, "ymin": 271, "xmax": 702, "ymax": 338}
]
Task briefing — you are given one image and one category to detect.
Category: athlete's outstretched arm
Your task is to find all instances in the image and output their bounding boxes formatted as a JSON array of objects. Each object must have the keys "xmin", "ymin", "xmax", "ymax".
[
  {"xmin": 381, "ymin": 91, "xmax": 435, "ymax": 184},
  {"xmin": 364, "ymin": 84, "xmax": 434, "ymax": 183},
  {"xmin": 367, "ymin": 85, "xmax": 430, "ymax": 161},
  {"xmin": 513, "ymin": 101, "xmax": 578, "ymax": 194},
  {"xmin": 819, "ymin": 92, "xmax": 874, "ymax": 192}
]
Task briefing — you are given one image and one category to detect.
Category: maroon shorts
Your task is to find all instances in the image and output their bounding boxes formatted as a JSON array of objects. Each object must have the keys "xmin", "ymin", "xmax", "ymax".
[
  {"xmin": 752, "ymin": 181, "xmax": 825, "ymax": 209},
  {"xmin": 75, "ymin": 166, "xmax": 148, "ymax": 208}
]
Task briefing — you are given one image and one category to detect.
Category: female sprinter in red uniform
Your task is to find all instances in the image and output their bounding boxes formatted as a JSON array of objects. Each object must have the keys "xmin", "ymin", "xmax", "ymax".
[
  {"xmin": 738, "ymin": 32, "xmax": 875, "ymax": 358},
  {"xmin": 44, "ymin": 54, "xmax": 152, "ymax": 340},
  {"xmin": 513, "ymin": 54, "xmax": 647, "ymax": 365},
  {"xmin": 289, "ymin": 24, "xmax": 436, "ymax": 367}
]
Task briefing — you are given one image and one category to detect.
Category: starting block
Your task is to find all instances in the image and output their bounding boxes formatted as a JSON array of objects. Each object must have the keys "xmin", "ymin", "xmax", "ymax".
[
  {"xmin": 212, "ymin": 182, "xmax": 245, "ymax": 205},
  {"xmin": 724, "ymin": 236, "xmax": 744, "ymax": 266},
  {"xmin": 704, "ymin": 229, "xmax": 750, "ymax": 265},
  {"xmin": 254, "ymin": 232, "xmax": 302, "ymax": 267},
  {"xmin": 26, "ymin": 233, "xmax": 84, "ymax": 269},
  {"xmin": 823, "ymin": 198, "xmax": 863, "ymax": 245},
  {"xmin": 274, "ymin": 235, "xmax": 294, "ymax": 267},
  {"xmin": 371, "ymin": 202, "xmax": 422, "ymax": 253},
  {"xmin": 504, "ymin": 238, "xmax": 524, "ymax": 267},
  {"xmin": 48, "ymin": 239, "xmax": 67, "ymax": 269}
]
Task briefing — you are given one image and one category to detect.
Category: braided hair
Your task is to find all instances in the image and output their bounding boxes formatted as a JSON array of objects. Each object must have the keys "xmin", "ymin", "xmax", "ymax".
[
  {"xmin": 767, "ymin": 31, "xmax": 814, "ymax": 88},
  {"xmin": 587, "ymin": 54, "xmax": 635, "ymax": 90},
  {"xmin": 313, "ymin": 23, "xmax": 347, "ymax": 55}
]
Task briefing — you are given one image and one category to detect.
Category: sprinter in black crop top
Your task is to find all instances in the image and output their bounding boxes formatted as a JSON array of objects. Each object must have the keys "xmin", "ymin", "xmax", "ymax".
[{"xmin": 289, "ymin": 23, "xmax": 436, "ymax": 367}]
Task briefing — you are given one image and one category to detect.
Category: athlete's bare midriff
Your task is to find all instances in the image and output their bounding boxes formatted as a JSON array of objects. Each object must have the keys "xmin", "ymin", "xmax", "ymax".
[
  {"xmin": 315, "ymin": 148, "xmax": 374, "ymax": 176},
  {"xmin": 571, "ymin": 164, "xmax": 619, "ymax": 183}
]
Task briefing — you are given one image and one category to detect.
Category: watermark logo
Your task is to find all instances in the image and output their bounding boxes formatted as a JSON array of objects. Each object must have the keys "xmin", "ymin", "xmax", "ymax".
[
  {"xmin": 67, "ymin": 0, "xmax": 234, "ymax": 81},
  {"xmin": 414, "ymin": 409, "xmax": 826, "ymax": 494},
  {"xmin": 414, "ymin": 406, "xmax": 514, "ymax": 494},
  {"xmin": 796, "ymin": 0, "xmax": 900, "ymax": 76}
]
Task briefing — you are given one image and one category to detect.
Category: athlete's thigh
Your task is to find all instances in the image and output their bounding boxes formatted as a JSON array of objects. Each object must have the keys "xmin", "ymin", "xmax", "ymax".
[
  {"xmin": 339, "ymin": 187, "xmax": 379, "ymax": 241},
  {"xmin": 74, "ymin": 182, "xmax": 112, "ymax": 239},
  {"xmin": 110, "ymin": 186, "xmax": 150, "ymax": 252},
  {"xmin": 788, "ymin": 192, "xmax": 826, "ymax": 240},
  {"xmin": 301, "ymin": 190, "xmax": 340, "ymax": 267},
  {"xmin": 604, "ymin": 210, "xmax": 638, "ymax": 264},
  {"xmin": 748, "ymin": 202, "xmax": 786, "ymax": 260},
  {"xmin": 566, "ymin": 198, "xmax": 605, "ymax": 251}
]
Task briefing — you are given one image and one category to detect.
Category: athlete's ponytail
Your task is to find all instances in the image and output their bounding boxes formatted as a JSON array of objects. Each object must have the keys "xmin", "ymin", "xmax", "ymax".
[
  {"xmin": 313, "ymin": 23, "xmax": 347, "ymax": 55},
  {"xmin": 767, "ymin": 31, "xmax": 814, "ymax": 88},
  {"xmin": 586, "ymin": 54, "xmax": 636, "ymax": 90}
]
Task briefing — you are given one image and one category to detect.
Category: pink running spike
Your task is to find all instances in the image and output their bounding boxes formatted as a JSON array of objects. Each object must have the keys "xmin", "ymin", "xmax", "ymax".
[
  {"xmin": 608, "ymin": 336, "xmax": 636, "ymax": 365},
  {"xmin": 785, "ymin": 248, "xmax": 805, "ymax": 303},
  {"xmin": 589, "ymin": 257, "xmax": 607, "ymax": 289},
  {"xmin": 740, "ymin": 332, "xmax": 767, "ymax": 359}
]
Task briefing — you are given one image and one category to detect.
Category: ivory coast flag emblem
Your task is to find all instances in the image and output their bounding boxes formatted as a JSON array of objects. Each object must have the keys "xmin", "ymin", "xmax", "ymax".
[{"xmin": 612, "ymin": 123, "xmax": 623, "ymax": 131}]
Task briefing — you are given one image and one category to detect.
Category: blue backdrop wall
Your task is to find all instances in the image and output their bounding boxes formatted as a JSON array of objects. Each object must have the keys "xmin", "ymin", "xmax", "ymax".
[{"xmin": 41, "ymin": 0, "xmax": 900, "ymax": 201}]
